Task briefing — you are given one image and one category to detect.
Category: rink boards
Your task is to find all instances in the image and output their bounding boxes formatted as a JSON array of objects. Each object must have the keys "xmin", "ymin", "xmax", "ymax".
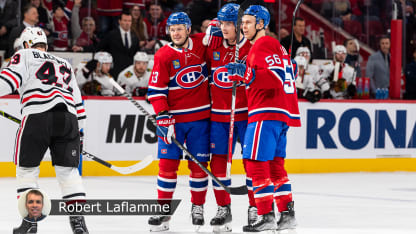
[{"xmin": 1, "ymin": 96, "xmax": 415, "ymax": 177}]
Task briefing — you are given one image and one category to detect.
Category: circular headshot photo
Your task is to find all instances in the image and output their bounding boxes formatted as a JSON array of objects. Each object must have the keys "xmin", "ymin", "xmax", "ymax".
[{"xmin": 17, "ymin": 189, "xmax": 51, "ymax": 222}]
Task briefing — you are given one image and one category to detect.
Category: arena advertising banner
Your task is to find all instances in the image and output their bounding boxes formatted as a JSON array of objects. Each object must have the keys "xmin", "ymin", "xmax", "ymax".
[{"xmin": 0, "ymin": 97, "xmax": 415, "ymax": 163}]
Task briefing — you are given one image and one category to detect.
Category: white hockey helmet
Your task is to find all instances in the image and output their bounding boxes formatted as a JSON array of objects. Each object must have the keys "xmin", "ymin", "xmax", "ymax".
[
  {"xmin": 296, "ymin": 46, "xmax": 310, "ymax": 56},
  {"xmin": 334, "ymin": 45, "xmax": 347, "ymax": 54},
  {"xmin": 134, "ymin": 52, "xmax": 149, "ymax": 62},
  {"xmin": 20, "ymin": 27, "xmax": 47, "ymax": 48},
  {"xmin": 294, "ymin": 55, "xmax": 307, "ymax": 67},
  {"xmin": 94, "ymin": 51, "xmax": 113, "ymax": 64},
  {"xmin": 13, "ymin": 37, "xmax": 24, "ymax": 52}
]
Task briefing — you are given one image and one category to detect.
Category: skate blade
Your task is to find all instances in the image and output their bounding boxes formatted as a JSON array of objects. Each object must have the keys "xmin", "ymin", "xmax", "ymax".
[
  {"xmin": 149, "ymin": 221, "xmax": 169, "ymax": 232},
  {"xmin": 212, "ymin": 223, "xmax": 232, "ymax": 233},
  {"xmin": 244, "ymin": 230, "xmax": 277, "ymax": 234},
  {"xmin": 193, "ymin": 224, "xmax": 204, "ymax": 232}
]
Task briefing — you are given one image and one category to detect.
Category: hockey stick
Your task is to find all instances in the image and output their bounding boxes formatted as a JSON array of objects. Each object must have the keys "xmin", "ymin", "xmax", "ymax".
[
  {"xmin": 289, "ymin": 0, "xmax": 305, "ymax": 58},
  {"xmin": 227, "ymin": 1, "xmax": 248, "ymax": 179},
  {"xmin": 108, "ymin": 78, "xmax": 248, "ymax": 195},
  {"xmin": 0, "ymin": 110, "xmax": 153, "ymax": 175}
]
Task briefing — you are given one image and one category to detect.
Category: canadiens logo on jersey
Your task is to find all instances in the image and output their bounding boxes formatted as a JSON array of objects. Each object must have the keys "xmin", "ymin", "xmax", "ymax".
[
  {"xmin": 213, "ymin": 52, "xmax": 220, "ymax": 61},
  {"xmin": 212, "ymin": 66, "xmax": 234, "ymax": 89},
  {"xmin": 172, "ymin": 60, "xmax": 180, "ymax": 69},
  {"xmin": 175, "ymin": 64, "xmax": 207, "ymax": 89}
]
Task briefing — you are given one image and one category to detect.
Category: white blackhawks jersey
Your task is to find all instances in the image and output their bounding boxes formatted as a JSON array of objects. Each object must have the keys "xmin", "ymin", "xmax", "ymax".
[
  {"xmin": 0, "ymin": 48, "xmax": 86, "ymax": 128},
  {"xmin": 117, "ymin": 65, "xmax": 150, "ymax": 96}
]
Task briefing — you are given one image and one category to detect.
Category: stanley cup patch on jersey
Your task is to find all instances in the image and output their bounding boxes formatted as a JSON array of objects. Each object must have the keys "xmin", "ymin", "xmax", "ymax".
[{"xmin": 172, "ymin": 59, "xmax": 180, "ymax": 69}]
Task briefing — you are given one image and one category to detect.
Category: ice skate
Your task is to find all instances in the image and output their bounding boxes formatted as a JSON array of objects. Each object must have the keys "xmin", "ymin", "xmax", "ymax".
[
  {"xmin": 13, "ymin": 219, "xmax": 37, "ymax": 234},
  {"xmin": 191, "ymin": 204, "xmax": 204, "ymax": 231},
  {"xmin": 243, "ymin": 211, "xmax": 277, "ymax": 233},
  {"xmin": 277, "ymin": 201, "xmax": 297, "ymax": 231},
  {"xmin": 69, "ymin": 216, "xmax": 89, "ymax": 234},
  {"xmin": 210, "ymin": 204, "xmax": 232, "ymax": 232},
  {"xmin": 148, "ymin": 215, "xmax": 171, "ymax": 232},
  {"xmin": 248, "ymin": 206, "xmax": 259, "ymax": 225}
]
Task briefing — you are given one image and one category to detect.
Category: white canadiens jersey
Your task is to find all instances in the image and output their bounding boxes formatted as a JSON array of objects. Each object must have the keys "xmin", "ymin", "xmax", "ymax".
[
  {"xmin": 0, "ymin": 49, "xmax": 86, "ymax": 127},
  {"xmin": 117, "ymin": 65, "xmax": 150, "ymax": 95}
]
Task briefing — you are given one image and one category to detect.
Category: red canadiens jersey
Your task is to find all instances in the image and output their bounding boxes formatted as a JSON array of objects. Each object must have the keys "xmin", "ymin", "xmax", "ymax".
[
  {"xmin": 147, "ymin": 34, "xmax": 210, "ymax": 123},
  {"xmin": 53, "ymin": 17, "xmax": 69, "ymax": 50},
  {"xmin": 244, "ymin": 36, "xmax": 301, "ymax": 127},
  {"xmin": 144, "ymin": 17, "xmax": 167, "ymax": 40},
  {"xmin": 96, "ymin": 0, "xmax": 123, "ymax": 16},
  {"xmin": 208, "ymin": 37, "xmax": 251, "ymax": 122}
]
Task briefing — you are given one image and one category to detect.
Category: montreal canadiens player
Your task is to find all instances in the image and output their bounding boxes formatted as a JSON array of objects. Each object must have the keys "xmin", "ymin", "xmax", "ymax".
[
  {"xmin": 147, "ymin": 12, "xmax": 211, "ymax": 231},
  {"xmin": 226, "ymin": 5, "xmax": 300, "ymax": 232},
  {"xmin": 0, "ymin": 27, "xmax": 88, "ymax": 234},
  {"xmin": 206, "ymin": 3, "xmax": 258, "ymax": 232}
]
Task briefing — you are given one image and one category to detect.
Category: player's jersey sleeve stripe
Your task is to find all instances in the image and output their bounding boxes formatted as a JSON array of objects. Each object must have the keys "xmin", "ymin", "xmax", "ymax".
[
  {"xmin": 4, "ymin": 68, "xmax": 23, "ymax": 84},
  {"xmin": 1, "ymin": 70, "xmax": 20, "ymax": 88},
  {"xmin": 0, "ymin": 75, "xmax": 16, "ymax": 92},
  {"xmin": 78, "ymin": 116, "xmax": 86, "ymax": 120}
]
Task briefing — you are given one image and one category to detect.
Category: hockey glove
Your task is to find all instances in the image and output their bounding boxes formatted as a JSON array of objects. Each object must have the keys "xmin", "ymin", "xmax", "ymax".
[
  {"xmin": 82, "ymin": 59, "xmax": 98, "ymax": 78},
  {"xmin": 226, "ymin": 62, "xmax": 246, "ymax": 82},
  {"xmin": 203, "ymin": 18, "xmax": 223, "ymax": 49},
  {"xmin": 79, "ymin": 129, "xmax": 84, "ymax": 153},
  {"xmin": 156, "ymin": 112, "xmax": 175, "ymax": 144}
]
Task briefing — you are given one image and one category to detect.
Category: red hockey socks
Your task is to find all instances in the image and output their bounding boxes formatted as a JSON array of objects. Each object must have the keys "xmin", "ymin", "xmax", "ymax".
[
  {"xmin": 210, "ymin": 154, "xmax": 231, "ymax": 206},
  {"xmin": 157, "ymin": 159, "xmax": 180, "ymax": 201},
  {"xmin": 270, "ymin": 157, "xmax": 293, "ymax": 212},
  {"xmin": 243, "ymin": 159, "xmax": 256, "ymax": 207},
  {"xmin": 188, "ymin": 160, "xmax": 208, "ymax": 205}
]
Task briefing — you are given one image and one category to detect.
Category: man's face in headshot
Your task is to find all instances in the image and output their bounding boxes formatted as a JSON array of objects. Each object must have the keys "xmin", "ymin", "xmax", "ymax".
[{"xmin": 26, "ymin": 192, "xmax": 43, "ymax": 219}]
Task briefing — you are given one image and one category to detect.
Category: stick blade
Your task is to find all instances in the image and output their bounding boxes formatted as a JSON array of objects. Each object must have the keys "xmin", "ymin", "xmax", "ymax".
[
  {"xmin": 229, "ymin": 185, "xmax": 248, "ymax": 195},
  {"xmin": 111, "ymin": 155, "xmax": 154, "ymax": 175}
]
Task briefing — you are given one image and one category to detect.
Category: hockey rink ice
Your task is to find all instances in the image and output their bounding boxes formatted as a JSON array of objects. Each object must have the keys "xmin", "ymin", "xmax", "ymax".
[{"xmin": 1, "ymin": 172, "xmax": 416, "ymax": 234}]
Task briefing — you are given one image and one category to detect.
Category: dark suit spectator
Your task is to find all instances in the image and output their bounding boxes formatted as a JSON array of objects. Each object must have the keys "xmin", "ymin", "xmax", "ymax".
[
  {"xmin": 0, "ymin": 0, "xmax": 17, "ymax": 53},
  {"xmin": 8, "ymin": 4, "xmax": 38, "ymax": 58},
  {"xmin": 280, "ymin": 17, "xmax": 312, "ymax": 58},
  {"xmin": 366, "ymin": 36, "xmax": 390, "ymax": 96},
  {"xmin": 404, "ymin": 47, "xmax": 416, "ymax": 99},
  {"xmin": 96, "ymin": 11, "xmax": 140, "ymax": 78}
]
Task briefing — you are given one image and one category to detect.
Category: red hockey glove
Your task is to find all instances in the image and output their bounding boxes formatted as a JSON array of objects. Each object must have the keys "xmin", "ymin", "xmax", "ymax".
[{"xmin": 204, "ymin": 18, "xmax": 223, "ymax": 49}]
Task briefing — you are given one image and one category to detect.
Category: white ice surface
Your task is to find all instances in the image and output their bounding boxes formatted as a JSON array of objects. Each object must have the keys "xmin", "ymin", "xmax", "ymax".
[{"xmin": 1, "ymin": 172, "xmax": 416, "ymax": 234}]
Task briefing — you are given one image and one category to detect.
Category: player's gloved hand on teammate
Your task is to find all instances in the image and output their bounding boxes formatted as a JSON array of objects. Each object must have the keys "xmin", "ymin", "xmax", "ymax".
[
  {"xmin": 82, "ymin": 59, "xmax": 98, "ymax": 78},
  {"xmin": 79, "ymin": 128, "xmax": 84, "ymax": 154},
  {"xmin": 203, "ymin": 18, "xmax": 223, "ymax": 50},
  {"xmin": 226, "ymin": 62, "xmax": 246, "ymax": 82},
  {"xmin": 156, "ymin": 111, "xmax": 175, "ymax": 144}
]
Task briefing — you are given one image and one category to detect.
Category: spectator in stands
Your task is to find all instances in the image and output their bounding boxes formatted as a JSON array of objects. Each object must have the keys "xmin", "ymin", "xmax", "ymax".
[
  {"xmin": 8, "ymin": 4, "xmax": 38, "ymax": 58},
  {"xmin": 279, "ymin": 28, "xmax": 289, "ymax": 40},
  {"xmin": 130, "ymin": 4, "xmax": 150, "ymax": 49},
  {"xmin": 31, "ymin": 0, "xmax": 51, "ymax": 35},
  {"xmin": 144, "ymin": 1, "xmax": 168, "ymax": 41},
  {"xmin": 366, "ymin": 36, "xmax": 390, "ymax": 97},
  {"xmin": 344, "ymin": 38, "xmax": 362, "ymax": 77},
  {"xmin": 96, "ymin": 11, "xmax": 141, "ymax": 78},
  {"xmin": 96, "ymin": 0, "xmax": 123, "ymax": 38},
  {"xmin": 72, "ymin": 17, "xmax": 100, "ymax": 52},
  {"xmin": 404, "ymin": 47, "xmax": 416, "ymax": 99},
  {"xmin": 76, "ymin": 51, "xmax": 115, "ymax": 96},
  {"xmin": 0, "ymin": 0, "xmax": 17, "ymax": 53},
  {"xmin": 117, "ymin": 52, "xmax": 150, "ymax": 97},
  {"xmin": 187, "ymin": 0, "xmax": 218, "ymax": 34},
  {"xmin": 280, "ymin": 17, "xmax": 312, "ymax": 58},
  {"xmin": 45, "ymin": 0, "xmax": 79, "ymax": 51}
]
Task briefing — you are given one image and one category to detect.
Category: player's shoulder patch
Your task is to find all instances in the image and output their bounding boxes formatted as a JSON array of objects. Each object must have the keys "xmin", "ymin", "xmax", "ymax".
[
  {"xmin": 172, "ymin": 59, "xmax": 180, "ymax": 69},
  {"xmin": 125, "ymin": 71, "xmax": 133, "ymax": 78},
  {"xmin": 213, "ymin": 51, "xmax": 220, "ymax": 61}
]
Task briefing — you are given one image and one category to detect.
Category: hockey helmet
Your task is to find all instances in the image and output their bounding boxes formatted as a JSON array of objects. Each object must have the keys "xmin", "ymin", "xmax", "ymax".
[
  {"xmin": 166, "ymin": 12, "xmax": 192, "ymax": 34},
  {"xmin": 13, "ymin": 37, "xmax": 24, "ymax": 52},
  {"xmin": 243, "ymin": 5, "xmax": 270, "ymax": 29},
  {"xmin": 20, "ymin": 27, "xmax": 47, "ymax": 48},
  {"xmin": 296, "ymin": 47, "xmax": 311, "ymax": 56},
  {"xmin": 334, "ymin": 45, "xmax": 347, "ymax": 54},
  {"xmin": 217, "ymin": 3, "xmax": 240, "ymax": 26},
  {"xmin": 94, "ymin": 51, "xmax": 113, "ymax": 64},
  {"xmin": 134, "ymin": 52, "xmax": 149, "ymax": 62}
]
